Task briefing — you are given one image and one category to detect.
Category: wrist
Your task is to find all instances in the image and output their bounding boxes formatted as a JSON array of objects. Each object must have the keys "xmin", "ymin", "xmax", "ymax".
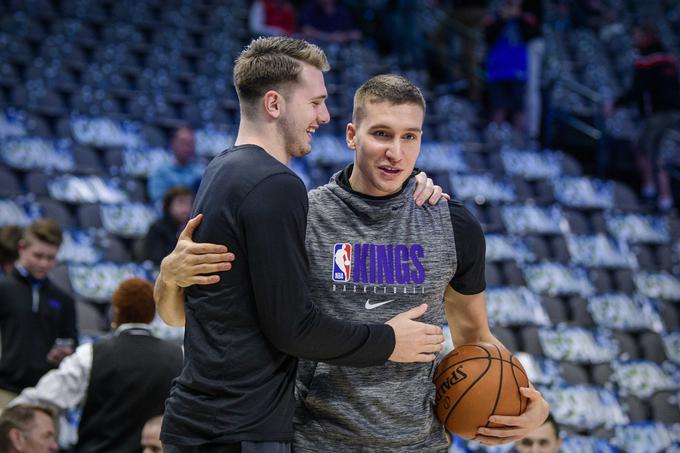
[{"xmin": 159, "ymin": 263, "xmax": 177, "ymax": 288}]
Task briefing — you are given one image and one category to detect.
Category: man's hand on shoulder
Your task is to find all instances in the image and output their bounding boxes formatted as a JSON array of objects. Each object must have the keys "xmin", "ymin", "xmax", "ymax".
[{"xmin": 413, "ymin": 172, "xmax": 450, "ymax": 206}]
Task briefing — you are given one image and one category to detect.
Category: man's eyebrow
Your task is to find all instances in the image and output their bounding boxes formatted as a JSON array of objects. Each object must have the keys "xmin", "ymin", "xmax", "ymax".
[
  {"xmin": 311, "ymin": 94, "xmax": 328, "ymax": 100},
  {"xmin": 368, "ymin": 124, "xmax": 422, "ymax": 132}
]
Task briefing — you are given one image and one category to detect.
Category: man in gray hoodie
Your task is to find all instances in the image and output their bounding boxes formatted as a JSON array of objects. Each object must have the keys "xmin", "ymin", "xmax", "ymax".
[{"xmin": 157, "ymin": 75, "xmax": 549, "ymax": 451}]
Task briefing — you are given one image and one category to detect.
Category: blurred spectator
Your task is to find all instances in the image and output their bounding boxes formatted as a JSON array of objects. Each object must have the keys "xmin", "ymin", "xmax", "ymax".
[
  {"xmin": 141, "ymin": 416, "xmax": 163, "ymax": 453},
  {"xmin": 523, "ymin": 0, "xmax": 545, "ymax": 142},
  {"xmin": 145, "ymin": 187, "xmax": 194, "ymax": 266},
  {"xmin": 0, "ymin": 219, "xmax": 77, "ymax": 410},
  {"xmin": 448, "ymin": 0, "xmax": 490, "ymax": 100},
  {"xmin": 571, "ymin": 0, "xmax": 617, "ymax": 33},
  {"xmin": 484, "ymin": 0, "xmax": 539, "ymax": 131},
  {"xmin": 0, "ymin": 404, "xmax": 58, "ymax": 453},
  {"xmin": 249, "ymin": 0, "xmax": 297, "ymax": 37},
  {"xmin": 515, "ymin": 413, "xmax": 561, "ymax": 453},
  {"xmin": 606, "ymin": 22, "xmax": 680, "ymax": 212},
  {"xmin": 299, "ymin": 0, "xmax": 361, "ymax": 44},
  {"xmin": 147, "ymin": 127, "xmax": 202, "ymax": 204},
  {"xmin": 0, "ymin": 225, "xmax": 23, "ymax": 275},
  {"xmin": 11, "ymin": 278, "xmax": 183, "ymax": 453}
]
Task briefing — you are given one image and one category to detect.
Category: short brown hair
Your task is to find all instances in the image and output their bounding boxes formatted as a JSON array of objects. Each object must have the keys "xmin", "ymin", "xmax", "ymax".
[
  {"xmin": 0, "ymin": 404, "xmax": 56, "ymax": 450},
  {"xmin": 0, "ymin": 225, "xmax": 23, "ymax": 264},
  {"xmin": 111, "ymin": 277, "xmax": 156, "ymax": 325},
  {"xmin": 233, "ymin": 37, "xmax": 329, "ymax": 119},
  {"xmin": 162, "ymin": 186, "xmax": 194, "ymax": 216},
  {"xmin": 352, "ymin": 74, "xmax": 426, "ymax": 125},
  {"xmin": 23, "ymin": 218, "xmax": 62, "ymax": 248}
]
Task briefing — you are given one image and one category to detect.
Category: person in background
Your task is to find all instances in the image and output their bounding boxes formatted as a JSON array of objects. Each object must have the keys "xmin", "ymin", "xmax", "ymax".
[
  {"xmin": 605, "ymin": 22, "xmax": 679, "ymax": 212},
  {"xmin": 484, "ymin": 0, "xmax": 539, "ymax": 132},
  {"xmin": 0, "ymin": 404, "xmax": 58, "ymax": 453},
  {"xmin": 299, "ymin": 0, "xmax": 361, "ymax": 44},
  {"xmin": 514, "ymin": 413, "xmax": 561, "ymax": 453},
  {"xmin": 0, "ymin": 225, "xmax": 23, "ymax": 275},
  {"xmin": 0, "ymin": 219, "xmax": 77, "ymax": 410},
  {"xmin": 145, "ymin": 187, "xmax": 194, "ymax": 266},
  {"xmin": 148, "ymin": 127, "xmax": 203, "ymax": 204},
  {"xmin": 249, "ymin": 0, "xmax": 297, "ymax": 37},
  {"xmin": 522, "ymin": 0, "xmax": 544, "ymax": 143},
  {"xmin": 10, "ymin": 278, "xmax": 183, "ymax": 453},
  {"xmin": 142, "ymin": 416, "xmax": 164, "ymax": 453}
]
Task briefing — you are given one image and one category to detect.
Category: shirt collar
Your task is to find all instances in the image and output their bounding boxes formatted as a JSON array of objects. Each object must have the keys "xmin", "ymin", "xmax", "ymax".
[{"xmin": 115, "ymin": 323, "xmax": 153, "ymax": 335}]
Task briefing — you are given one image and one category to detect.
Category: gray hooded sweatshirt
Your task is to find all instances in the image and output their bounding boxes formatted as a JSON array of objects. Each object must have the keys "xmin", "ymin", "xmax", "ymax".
[{"xmin": 295, "ymin": 170, "xmax": 458, "ymax": 452}]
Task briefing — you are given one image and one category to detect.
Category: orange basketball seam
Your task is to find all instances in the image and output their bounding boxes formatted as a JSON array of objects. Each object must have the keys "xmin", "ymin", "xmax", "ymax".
[
  {"xmin": 442, "ymin": 346, "xmax": 493, "ymax": 429},
  {"xmin": 435, "ymin": 357, "xmax": 526, "ymax": 382},
  {"xmin": 484, "ymin": 344, "xmax": 504, "ymax": 429},
  {"xmin": 509, "ymin": 356, "xmax": 524, "ymax": 416}
]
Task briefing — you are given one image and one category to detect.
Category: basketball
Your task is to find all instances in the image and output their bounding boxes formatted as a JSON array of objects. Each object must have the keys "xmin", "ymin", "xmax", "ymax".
[{"xmin": 433, "ymin": 343, "xmax": 529, "ymax": 439}]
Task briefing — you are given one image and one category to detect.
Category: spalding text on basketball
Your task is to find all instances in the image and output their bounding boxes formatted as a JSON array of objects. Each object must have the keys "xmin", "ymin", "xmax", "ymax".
[{"xmin": 434, "ymin": 365, "xmax": 468, "ymax": 406}]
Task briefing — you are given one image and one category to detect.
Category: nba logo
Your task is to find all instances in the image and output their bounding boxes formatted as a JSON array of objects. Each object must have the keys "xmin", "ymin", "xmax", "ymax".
[{"xmin": 332, "ymin": 243, "xmax": 352, "ymax": 282}]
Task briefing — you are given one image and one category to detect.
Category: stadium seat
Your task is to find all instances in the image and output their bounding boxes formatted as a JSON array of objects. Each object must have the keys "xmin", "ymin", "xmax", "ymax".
[
  {"xmin": 560, "ymin": 362, "xmax": 590, "ymax": 384},
  {"xmin": 518, "ymin": 326, "xmax": 542, "ymax": 356},
  {"xmin": 76, "ymin": 299, "xmax": 106, "ymax": 336},
  {"xmin": 655, "ymin": 245, "xmax": 673, "ymax": 271},
  {"xmin": 122, "ymin": 179, "xmax": 148, "ymax": 203},
  {"xmin": 76, "ymin": 203, "xmax": 103, "ymax": 229},
  {"xmin": 612, "ymin": 268, "xmax": 635, "ymax": 294},
  {"xmin": 590, "ymin": 363, "xmax": 613, "ymax": 386},
  {"xmin": 38, "ymin": 198, "xmax": 76, "ymax": 229},
  {"xmin": 569, "ymin": 297, "xmax": 594, "ymax": 328},
  {"xmin": 533, "ymin": 180, "xmax": 556, "ymax": 204},
  {"xmin": 502, "ymin": 261, "xmax": 525, "ymax": 286},
  {"xmin": 650, "ymin": 392, "xmax": 680, "ymax": 423},
  {"xmin": 612, "ymin": 331, "xmax": 640, "ymax": 360},
  {"xmin": 541, "ymin": 296, "xmax": 568, "ymax": 325},
  {"xmin": 25, "ymin": 114, "xmax": 52, "ymax": 137},
  {"xmin": 614, "ymin": 182, "xmax": 641, "ymax": 211},
  {"xmin": 589, "ymin": 210, "xmax": 608, "ymax": 234},
  {"xmin": 659, "ymin": 301, "xmax": 680, "ymax": 331},
  {"xmin": 590, "ymin": 268, "xmax": 614, "ymax": 293},
  {"xmin": 621, "ymin": 396, "xmax": 650, "ymax": 422},
  {"xmin": 550, "ymin": 236, "xmax": 571, "ymax": 263},
  {"xmin": 0, "ymin": 167, "xmax": 23, "ymax": 197},
  {"xmin": 634, "ymin": 244, "xmax": 656, "ymax": 269},
  {"xmin": 485, "ymin": 262, "xmax": 503, "ymax": 287},
  {"xmin": 491, "ymin": 326, "xmax": 518, "ymax": 352},
  {"xmin": 639, "ymin": 332, "xmax": 668, "ymax": 364},
  {"xmin": 511, "ymin": 177, "xmax": 532, "ymax": 202},
  {"xmin": 565, "ymin": 210, "xmax": 590, "ymax": 234},
  {"xmin": 101, "ymin": 235, "xmax": 132, "ymax": 262},
  {"xmin": 49, "ymin": 263, "xmax": 73, "ymax": 297},
  {"xmin": 561, "ymin": 154, "xmax": 583, "ymax": 176},
  {"xmin": 526, "ymin": 235, "xmax": 550, "ymax": 260},
  {"xmin": 73, "ymin": 145, "xmax": 104, "ymax": 174},
  {"xmin": 25, "ymin": 171, "xmax": 51, "ymax": 197}
]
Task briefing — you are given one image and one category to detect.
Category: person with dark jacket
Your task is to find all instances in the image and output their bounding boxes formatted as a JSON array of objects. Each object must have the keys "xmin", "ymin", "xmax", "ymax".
[
  {"xmin": 0, "ymin": 219, "xmax": 77, "ymax": 409},
  {"xmin": 10, "ymin": 277, "xmax": 183, "ymax": 453},
  {"xmin": 145, "ymin": 187, "xmax": 194, "ymax": 265},
  {"xmin": 607, "ymin": 22, "xmax": 680, "ymax": 212}
]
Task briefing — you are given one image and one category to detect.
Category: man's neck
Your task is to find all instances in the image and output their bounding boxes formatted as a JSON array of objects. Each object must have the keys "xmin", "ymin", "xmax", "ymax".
[{"xmin": 235, "ymin": 120, "xmax": 290, "ymax": 165}]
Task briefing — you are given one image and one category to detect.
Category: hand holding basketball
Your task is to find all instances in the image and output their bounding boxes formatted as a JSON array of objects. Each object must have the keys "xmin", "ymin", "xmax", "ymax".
[
  {"xmin": 475, "ymin": 386, "xmax": 550, "ymax": 446},
  {"xmin": 433, "ymin": 343, "xmax": 548, "ymax": 444}
]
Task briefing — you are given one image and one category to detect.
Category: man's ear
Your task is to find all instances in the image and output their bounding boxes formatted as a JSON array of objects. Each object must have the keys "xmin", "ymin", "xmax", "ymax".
[
  {"xmin": 262, "ymin": 90, "xmax": 284, "ymax": 119},
  {"xmin": 346, "ymin": 123, "xmax": 357, "ymax": 150},
  {"xmin": 9, "ymin": 427, "xmax": 26, "ymax": 450}
]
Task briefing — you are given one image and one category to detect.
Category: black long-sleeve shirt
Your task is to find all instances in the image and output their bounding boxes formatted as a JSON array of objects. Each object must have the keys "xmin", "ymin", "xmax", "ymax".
[
  {"xmin": 161, "ymin": 145, "xmax": 395, "ymax": 446},
  {"xmin": 0, "ymin": 267, "xmax": 78, "ymax": 393}
]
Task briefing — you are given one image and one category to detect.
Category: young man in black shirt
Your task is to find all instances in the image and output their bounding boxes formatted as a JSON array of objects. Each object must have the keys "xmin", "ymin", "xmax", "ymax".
[
  {"xmin": 155, "ymin": 37, "xmax": 445, "ymax": 452},
  {"xmin": 0, "ymin": 219, "xmax": 78, "ymax": 410}
]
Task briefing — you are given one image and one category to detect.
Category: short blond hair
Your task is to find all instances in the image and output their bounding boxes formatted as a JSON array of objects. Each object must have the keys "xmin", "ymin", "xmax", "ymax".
[
  {"xmin": 233, "ymin": 37, "xmax": 329, "ymax": 119},
  {"xmin": 352, "ymin": 74, "xmax": 426, "ymax": 125}
]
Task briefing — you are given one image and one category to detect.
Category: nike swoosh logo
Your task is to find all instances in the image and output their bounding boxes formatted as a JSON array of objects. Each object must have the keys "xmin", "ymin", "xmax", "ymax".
[{"xmin": 365, "ymin": 299, "xmax": 395, "ymax": 310}]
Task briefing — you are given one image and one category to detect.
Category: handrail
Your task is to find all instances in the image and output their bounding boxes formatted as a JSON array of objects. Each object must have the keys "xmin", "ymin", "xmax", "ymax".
[
  {"xmin": 558, "ymin": 77, "xmax": 603, "ymax": 104},
  {"xmin": 562, "ymin": 115, "xmax": 603, "ymax": 141}
]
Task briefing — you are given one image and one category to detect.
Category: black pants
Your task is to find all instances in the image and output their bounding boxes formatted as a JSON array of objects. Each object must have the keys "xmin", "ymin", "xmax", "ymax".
[{"xmin": 163, "ymin": 441, "xmax": 292, "ymax": 453}]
